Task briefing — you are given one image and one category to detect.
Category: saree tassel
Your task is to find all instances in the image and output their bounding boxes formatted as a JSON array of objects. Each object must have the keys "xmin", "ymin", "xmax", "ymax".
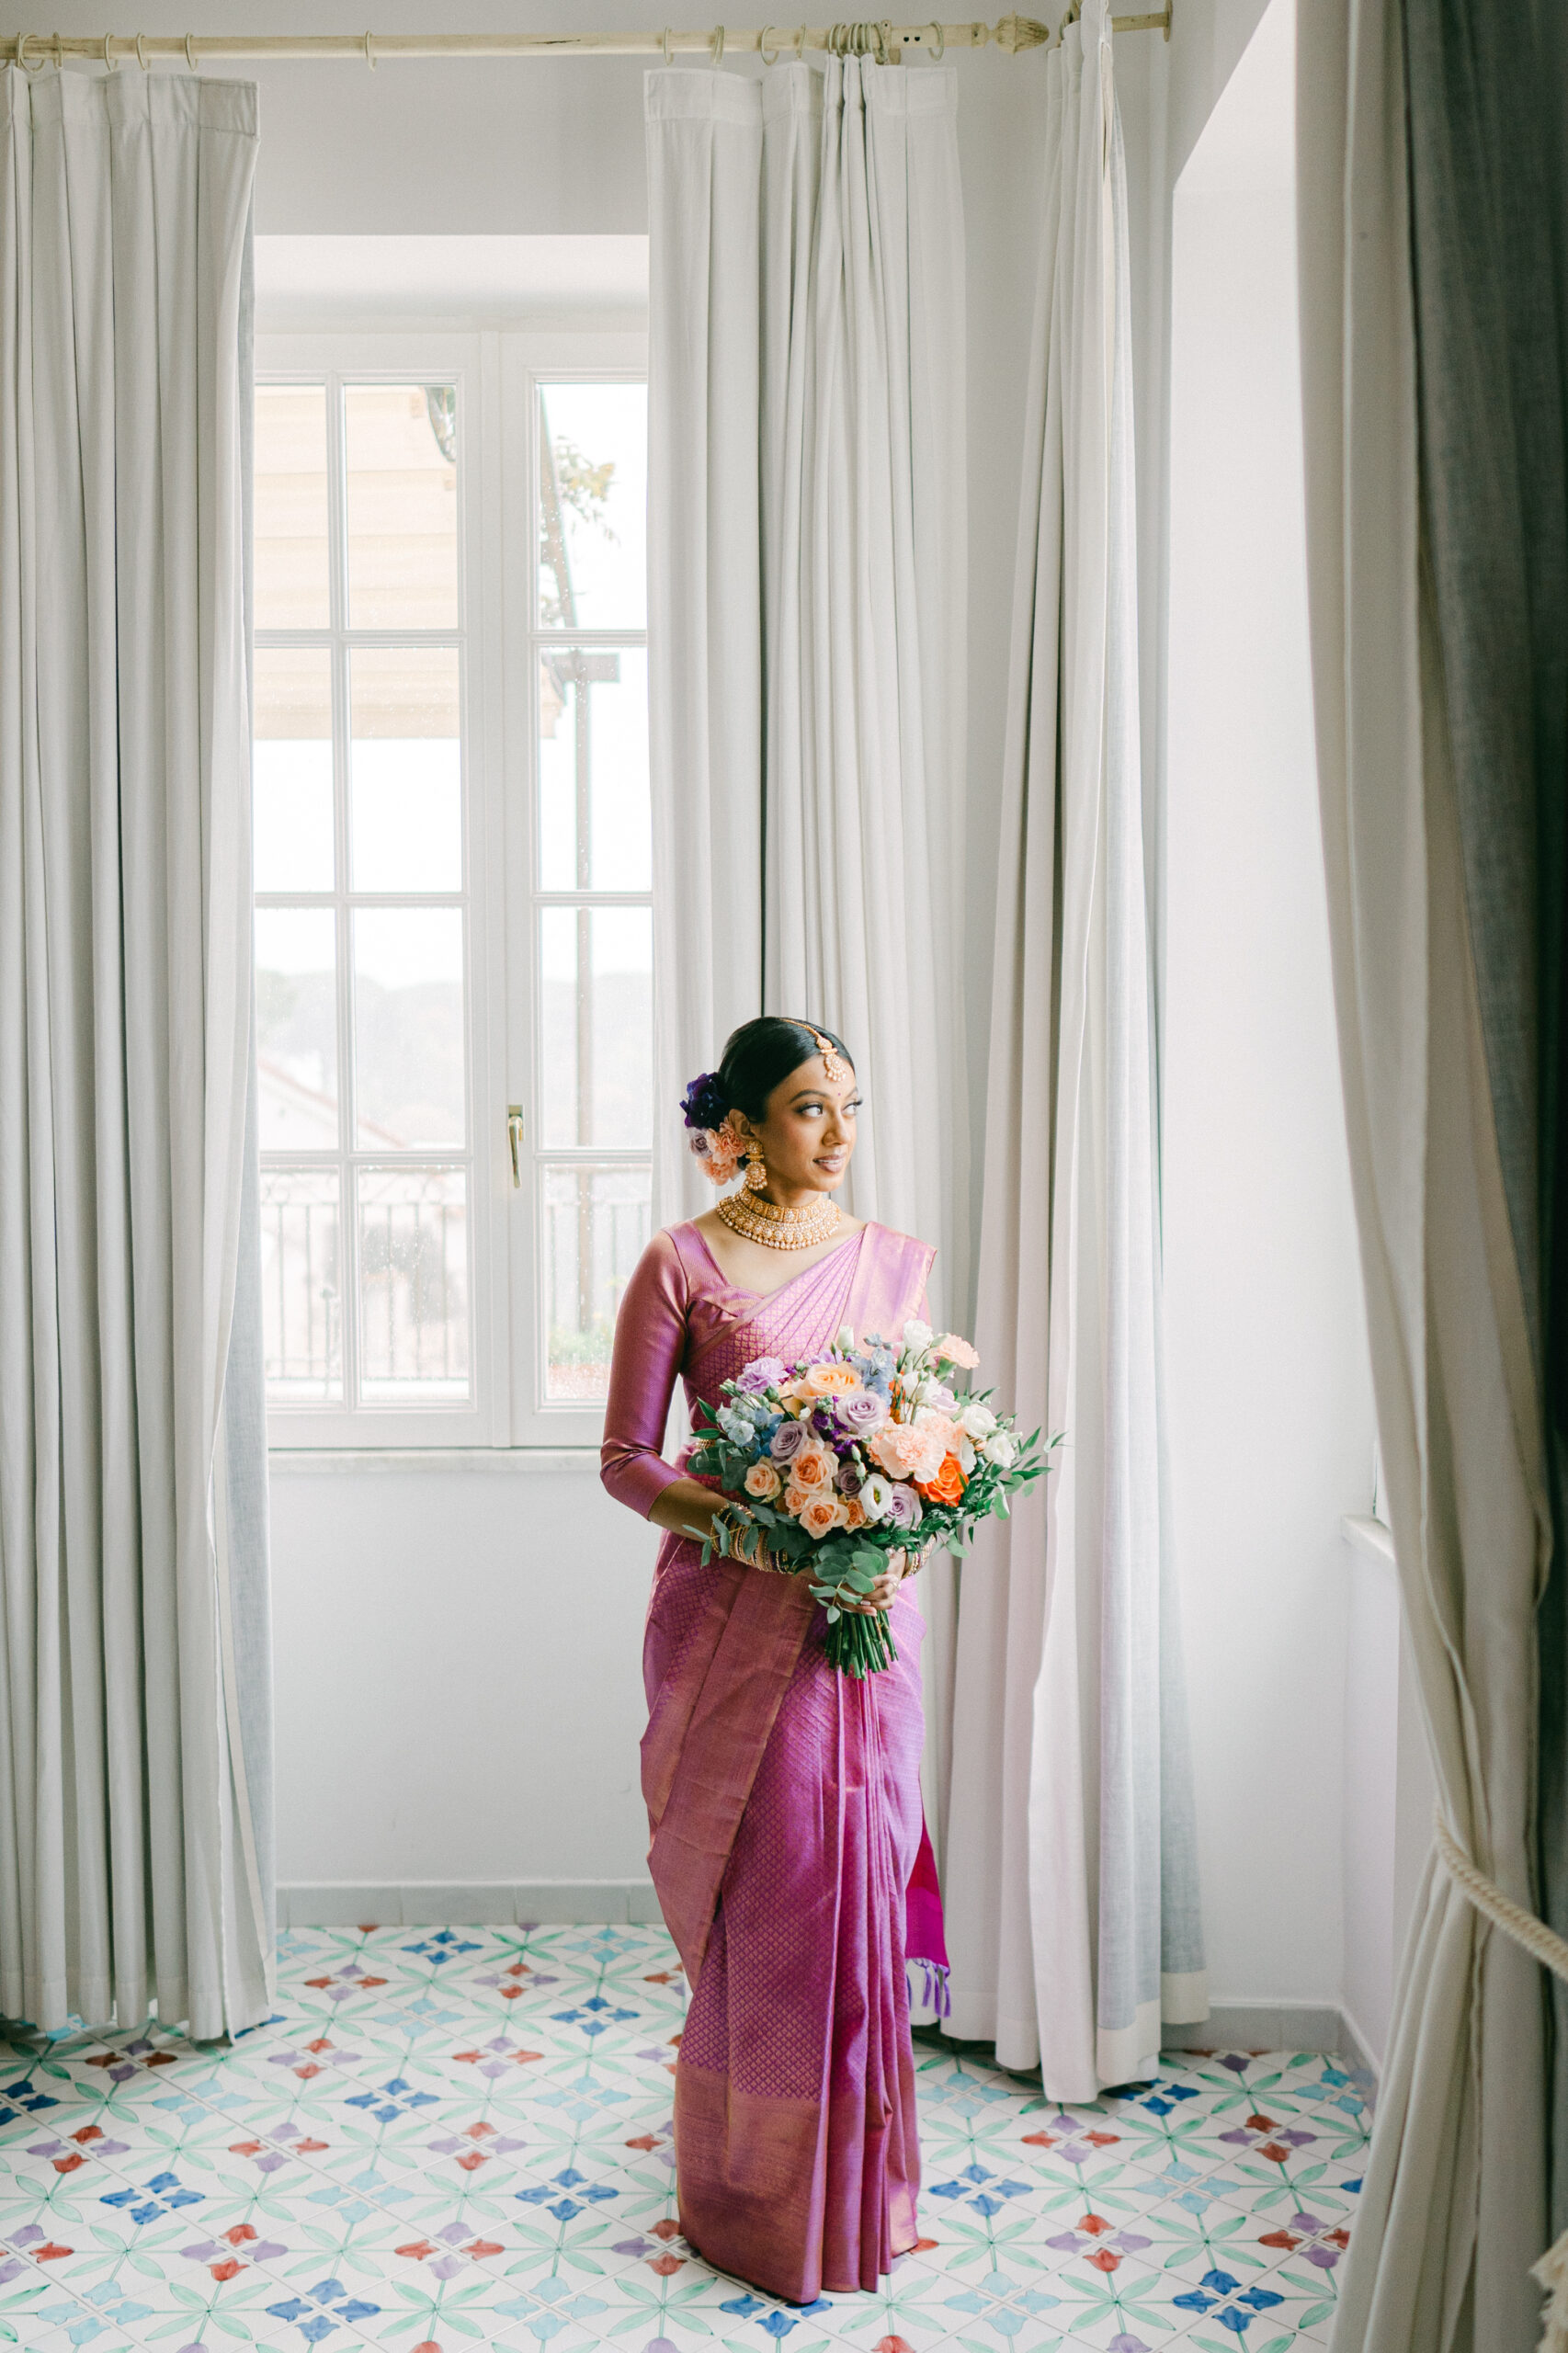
[{"xmin": 907, "ymin": 1957, "xmax": 951, "ymax": 2018}]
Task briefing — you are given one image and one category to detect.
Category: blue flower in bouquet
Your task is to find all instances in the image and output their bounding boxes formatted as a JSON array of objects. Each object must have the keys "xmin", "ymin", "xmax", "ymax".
[
  {"xmin": 735, "ymin": 1358, "xmax": 789, "ymax": 1394},
  {"xmin": 716, "ymin": 1404, "xmax": 762, "ymax": 1446}
]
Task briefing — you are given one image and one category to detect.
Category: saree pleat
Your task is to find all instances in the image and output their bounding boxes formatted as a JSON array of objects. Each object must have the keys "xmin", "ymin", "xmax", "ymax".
[{"xmin": 606, "ymin": 1219, "xmax": 937, "ymax": 2302}]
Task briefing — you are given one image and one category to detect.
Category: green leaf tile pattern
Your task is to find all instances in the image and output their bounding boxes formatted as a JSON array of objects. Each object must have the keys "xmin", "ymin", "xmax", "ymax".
[{"xmin": 0, "ymin": 1925, "xmax": 1369, "ymax": 2352}]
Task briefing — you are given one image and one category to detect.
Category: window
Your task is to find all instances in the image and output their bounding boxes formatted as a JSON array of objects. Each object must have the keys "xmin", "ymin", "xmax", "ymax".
[{"xmin": 254, "ymin": 333, "xmax": 650, "ymax": 1446}]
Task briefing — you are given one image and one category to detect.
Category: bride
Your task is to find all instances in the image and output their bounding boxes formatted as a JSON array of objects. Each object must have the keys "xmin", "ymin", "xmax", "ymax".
[{"xmin": 600, "ymin": 1014, "xmax": 948, "ymax": 2303}]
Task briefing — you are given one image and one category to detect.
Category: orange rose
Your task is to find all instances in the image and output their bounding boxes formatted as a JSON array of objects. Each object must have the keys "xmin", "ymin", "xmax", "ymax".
[
  {"xmin": 744, "ymin": 1461, "xmax": 783, "ymax": 1502},
  {"xmin": 842, "ymin": 1495, "xmax": 868, "ymax": 1532},
  {"xmin": 799, "ymin": 1361, "xmax": 861, "ymax": 1398},
  {"xmin": 916, "ymin": 1452, "xmax": 966, "ymax": 1506}
]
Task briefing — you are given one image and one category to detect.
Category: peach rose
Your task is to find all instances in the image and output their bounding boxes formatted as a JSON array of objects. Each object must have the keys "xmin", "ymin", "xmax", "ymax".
[
  {"xmin": 869, "ymin": 1420, "xmax": 947, "ymax": 1483},
  {"xmin": 790, "ymin": 1442, "xmax": 836, "ymax": 1491},
  {"xmin": 798, "ymin": 1492, "xmax": 848, "ymax": 1540},
  {"xmin": 842, "ymin": 1495, "xmax": 869, "ymax": 1532},
  {"xmin": 916, "ymin": 1452, "xmax": 966, "ymax": 1506},
  {"xmin": 798, "ymin": 1361, "xmax": 861, "ymax": 1398},
  {"xmin": 744, "ymin": 1460, "xmax": 783, "ymax": 1502}
]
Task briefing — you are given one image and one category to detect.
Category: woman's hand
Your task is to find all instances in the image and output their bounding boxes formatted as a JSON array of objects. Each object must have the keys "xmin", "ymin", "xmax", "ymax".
[{"xmin": 842, "ymin": 1546, "xmax": 914, "ymax": 1613}]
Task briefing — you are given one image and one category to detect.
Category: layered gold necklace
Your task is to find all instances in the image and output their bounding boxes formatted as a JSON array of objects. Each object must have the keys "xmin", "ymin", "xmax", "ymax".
[{"xmin": 716, "ymin": 1186, "xmax": 840, "ymax": 1251}]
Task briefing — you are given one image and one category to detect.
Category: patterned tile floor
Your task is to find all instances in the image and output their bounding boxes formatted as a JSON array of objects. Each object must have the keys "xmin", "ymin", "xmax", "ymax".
[{"xmin": 0, "ymin": 1925, "xmax": 1369, "ymax": 2353}]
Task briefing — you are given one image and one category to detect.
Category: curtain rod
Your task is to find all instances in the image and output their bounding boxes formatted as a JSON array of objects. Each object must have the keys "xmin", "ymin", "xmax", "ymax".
[{"xmin": 2, "ymin": 13, "xmax": 1172, "ymax": 70}]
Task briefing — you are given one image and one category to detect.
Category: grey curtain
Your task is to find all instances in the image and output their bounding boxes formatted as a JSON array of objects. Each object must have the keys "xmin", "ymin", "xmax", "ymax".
[
  {"xmin": 1297, "ymin": 0, "xmax": 1566, "ymax": 2341},
  {"xmin": 0, "ymin": 65, "xmax": 273, "ymax": 2040}
]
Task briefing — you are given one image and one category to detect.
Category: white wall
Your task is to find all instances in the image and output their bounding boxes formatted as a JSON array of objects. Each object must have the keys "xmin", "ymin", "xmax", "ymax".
[{"xmin": 1161, "ymin": 0, "xmax": 1378, "ymax": 2007}]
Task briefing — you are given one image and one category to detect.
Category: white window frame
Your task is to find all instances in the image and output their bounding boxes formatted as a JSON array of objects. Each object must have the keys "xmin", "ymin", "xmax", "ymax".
[{"xmin": 256, "ymin": 327, "xmax": 649, "ymax": 1451}]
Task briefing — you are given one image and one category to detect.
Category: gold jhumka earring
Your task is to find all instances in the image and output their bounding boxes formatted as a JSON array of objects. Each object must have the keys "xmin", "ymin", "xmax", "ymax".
[{"xmin": 744, "ymin": 1141, "xmax": 768, "ymax": 1192}]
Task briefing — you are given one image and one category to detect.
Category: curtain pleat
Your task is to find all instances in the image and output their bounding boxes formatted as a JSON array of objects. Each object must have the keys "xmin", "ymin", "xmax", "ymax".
[
  {"xmin": 0, "ymin": 64, "xmax": 270, "ymax": 2040},
  {"xmin": 644, "ymin": 59, "xmax": 968, "ymax": 1860},
  {"xmin": 1297, "ymin": 0, "xmax": 1562, "ymax": 2339},
  {"xmin": 942, "ymin": 0, "xmax": 1204, "ymax": 2097}
]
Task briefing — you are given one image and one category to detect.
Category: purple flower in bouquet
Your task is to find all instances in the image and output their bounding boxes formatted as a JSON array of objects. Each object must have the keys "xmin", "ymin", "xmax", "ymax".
[
  {"xmin": 838, "ymin": 1387, "xmax": 889, "ymax": 1438},
  {"xmin": 735, "ymin": 1357, "xmax": 788, "ymax": 1395},
  {"xmin": 770, "ymin": 1418, "xmax": 807, "ymax": 1463},
  {"xmin": 883, "ymin": 1480, "xmax": 924, "ymax": 1533},
  {"xmin": 835, "ymin": 1457, "xmax": 865, "ymax": 1497}
]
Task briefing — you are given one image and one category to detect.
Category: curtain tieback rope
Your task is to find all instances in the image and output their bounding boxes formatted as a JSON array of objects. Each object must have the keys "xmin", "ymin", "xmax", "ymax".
[{"xmin": 1432, "ymin": 1810, "xmax": 1568, "ymax": 2350}]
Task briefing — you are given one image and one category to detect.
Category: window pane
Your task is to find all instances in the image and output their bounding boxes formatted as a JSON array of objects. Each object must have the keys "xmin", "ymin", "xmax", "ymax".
[
  {"xmin": 358, "ymin": 1165, "xmax": 470, "ymax": 1401},
  {"xmin": 254, "ymin": 648, "xmax": 335, "ymax": 892},
  {"xmin": 538, "ymin": 646, "xmax": 650, "ymax": 892},
  {"xmin": 345, "ymin": 383, "xmax": 459, "ymax": 630},
  {"xmin": 353, "ymin": 907, "xmax": 465, "ymax": 1148},
  {"xmin": 256, "ymin": 908, "xmax": 338, "ymax": 1150},
  {"xmin": 538, "ymin": 381, "xmax": 646, "ymax": 631},
  {"xmin": 543, "ymin": 1163, "xmax": 651, "ymax": 1402},
  {"xmin": 260, "ymin": 1171, "xmax": 343, "ymax": 1402},
  {"xmin": 255, "ymin": 384, "xmax": 330, "ymax": 630},
  {"xmin": 540, "ymin": 905, "xmax": 653, "ymax": 1149},
  {"xmin": 350, "ymin": 647, "xmax": 461, "ymax": 892}
]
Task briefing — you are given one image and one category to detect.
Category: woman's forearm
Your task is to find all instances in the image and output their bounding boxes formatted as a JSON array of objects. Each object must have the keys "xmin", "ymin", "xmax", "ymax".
[{"xmin": 649, "ymin": 1478, "xmax": 733, "ymax": 1544}]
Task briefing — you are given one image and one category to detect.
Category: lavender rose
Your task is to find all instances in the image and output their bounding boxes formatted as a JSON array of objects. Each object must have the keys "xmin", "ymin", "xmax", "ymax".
[
  {"xmin": 882, "ymin": 1479, "xmax": 924, "ymax": 1533},
  {"xmin": 835, "ymin": 1457, "xmax": 865, "ymax": 1497},
  {"xmin": 837, "ymin": 1387, "xmax": 889, "ymax": 1438},
  {"xmin": 735, "ymin": 1357, "xmax": 788, "ymax": 1394},
  {"xmin": 770, "ymin": 1418, "xmax": 807, "ymax": 1463}
]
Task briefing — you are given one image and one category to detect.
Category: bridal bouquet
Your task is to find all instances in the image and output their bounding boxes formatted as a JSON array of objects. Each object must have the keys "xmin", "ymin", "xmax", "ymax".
[{"xmin": 688, "ymin": 1319, "xmax": 1053, "ymax": 1678}]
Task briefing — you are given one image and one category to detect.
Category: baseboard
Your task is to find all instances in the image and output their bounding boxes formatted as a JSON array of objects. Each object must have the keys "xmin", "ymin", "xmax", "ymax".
[
  {"xmin": 1161, "ymin": 2000, "xmax": 1370, "ymax": 2071},
  {"xmin": 278, "ymin": 1880, "xmax": 662, "ymax": 1928}
]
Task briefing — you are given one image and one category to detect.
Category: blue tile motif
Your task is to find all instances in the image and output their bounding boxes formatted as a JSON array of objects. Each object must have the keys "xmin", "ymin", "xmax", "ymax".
[{"xmin": 0, "ymin": 1923, "xmax": 1369, "ymax": 2350}]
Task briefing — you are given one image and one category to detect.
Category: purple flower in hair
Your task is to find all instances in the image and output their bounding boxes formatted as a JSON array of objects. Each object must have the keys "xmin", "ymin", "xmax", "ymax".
[
  {"xmin": 883, "ymin": 1481, "xmax": 923, "ymax": 1533},
  {"xmin": 770, "ymin": 1419, "xmax": 807, "ymax": 1463},
  {"xmin": 680, "ymin": 1071, "xmax": 729, "ymax": 1132}
]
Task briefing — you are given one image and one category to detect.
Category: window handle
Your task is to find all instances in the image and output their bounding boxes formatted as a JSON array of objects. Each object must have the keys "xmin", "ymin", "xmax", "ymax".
[{"xmin": 507, "ymin": 1105, "xmax": 525, "ymax": 1188}]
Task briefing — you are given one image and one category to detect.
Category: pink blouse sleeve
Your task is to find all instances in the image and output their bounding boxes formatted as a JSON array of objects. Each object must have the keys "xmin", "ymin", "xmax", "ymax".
[{"xmin": 600, "ymin": 1228, "xmax": 691, "ymax": 1518}]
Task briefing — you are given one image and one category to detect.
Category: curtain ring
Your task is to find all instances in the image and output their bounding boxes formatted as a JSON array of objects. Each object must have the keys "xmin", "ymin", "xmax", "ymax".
[
  {"xmin": 16, "ymin": 32, "xmax": 41, "ymax": 70},
  {"xmin": 103, "ymin": 29, "xmax": 118, "ymax": 68},
  {"xmin": 364, "ymin": 29, "xmax": 376, "ymax": 68},
  {"xmin": 662, "ymin": 24, "xmax": 673, "ymax": 63},
  {"xmin": 928, "ymin": 19, "xmax": 945, "ymax": 57},
  {"xmin": 135, "ymin": 31, "xmax": 150, "ymax": 68},
  {"xmin": 758, "ymin": 23, "xmax": 779, "ymax": 62},
  {"xmin": 794, "ymin": 22, "xmax": 806, "ymax": 55},
  {"xmin": 710, "ymin": 22, "xmax": 724, "ymax": 63},
  {"xmin": 185, "ymin": 32, "xmax": 198, "ymax": 69}
]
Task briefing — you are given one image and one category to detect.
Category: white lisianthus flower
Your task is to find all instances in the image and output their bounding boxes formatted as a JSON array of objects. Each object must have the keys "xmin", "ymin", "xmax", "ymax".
[
  {"xmin": 915, "ymin": 1377, "xmax": 956, "ymax": 1409},
  {"xmin": 902, "ymin": 1318, "xmax": 933, "ymax": 1351},
  {"xmin": 957, "ymin": 1433, "xmax": 977, "ymax": 1476},
  {"xmin": 959, "ymin": 1400, "xmax": 998, "ymax": 1441},
  {"xmin": 982, "ymin": 1430, "xmax": 1018, "ymax": 1470},
  {"xmin": 835, "ymin": 1322, "xmax": 857, "ymax": 1354},
  {"xmin": 858, "ymin": 1471, "xmax": 893, "ymax": 1523}
]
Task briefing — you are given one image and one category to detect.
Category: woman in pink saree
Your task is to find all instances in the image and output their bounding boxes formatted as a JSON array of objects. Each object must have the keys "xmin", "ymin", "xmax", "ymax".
[{"xmin": 601, "ymin": 1017, "xmax": 948, "ymax": 2304}]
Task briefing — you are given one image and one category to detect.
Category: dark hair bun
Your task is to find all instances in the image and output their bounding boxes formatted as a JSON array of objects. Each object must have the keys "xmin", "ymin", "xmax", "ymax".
[{"xmin": 711, "ymin": 1016, "xmax": 855, "ymax": 1125}]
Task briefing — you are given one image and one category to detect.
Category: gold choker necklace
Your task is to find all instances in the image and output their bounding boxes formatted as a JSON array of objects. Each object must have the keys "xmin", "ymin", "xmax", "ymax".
[{"xmin": 716, "ymin": 1188, "xmax": 841, "ymax": 1251}]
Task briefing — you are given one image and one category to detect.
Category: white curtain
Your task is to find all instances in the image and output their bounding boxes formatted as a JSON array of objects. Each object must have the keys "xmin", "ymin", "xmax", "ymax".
[
  {"xmin": 647, "ymin": 69, "xmax": 765, "ymax": 1233},
  {"xmin": 0, "ymin": 65, "xmax": 273, "ymax": 2041},
  {"xmin": 645, "ymin": 56, "xmax": 968, "ymax": 1847},
  {"xmin": 1297, "ymin": 3, "xmax": 1549, "ymax": 2342},
  {"xmin": 942, "ymin": 0, "xmax": 1205, "ymax": 2096}
]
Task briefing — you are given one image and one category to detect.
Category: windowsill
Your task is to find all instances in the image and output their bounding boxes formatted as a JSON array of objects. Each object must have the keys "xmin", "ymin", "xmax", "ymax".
[
  {"xmin": 1341, "ymin": 1512, "xmax": 1395, "ymax": 1569},
  {"xmin": 267, "ymin": 1446, "xmax": 602, "ymax": 1474}
]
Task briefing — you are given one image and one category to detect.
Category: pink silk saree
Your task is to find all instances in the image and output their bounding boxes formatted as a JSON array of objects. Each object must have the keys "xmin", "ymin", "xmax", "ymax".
[{"xmin": 601, "ymin": 1219, "xmax": 943, "ymax": 2302}]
